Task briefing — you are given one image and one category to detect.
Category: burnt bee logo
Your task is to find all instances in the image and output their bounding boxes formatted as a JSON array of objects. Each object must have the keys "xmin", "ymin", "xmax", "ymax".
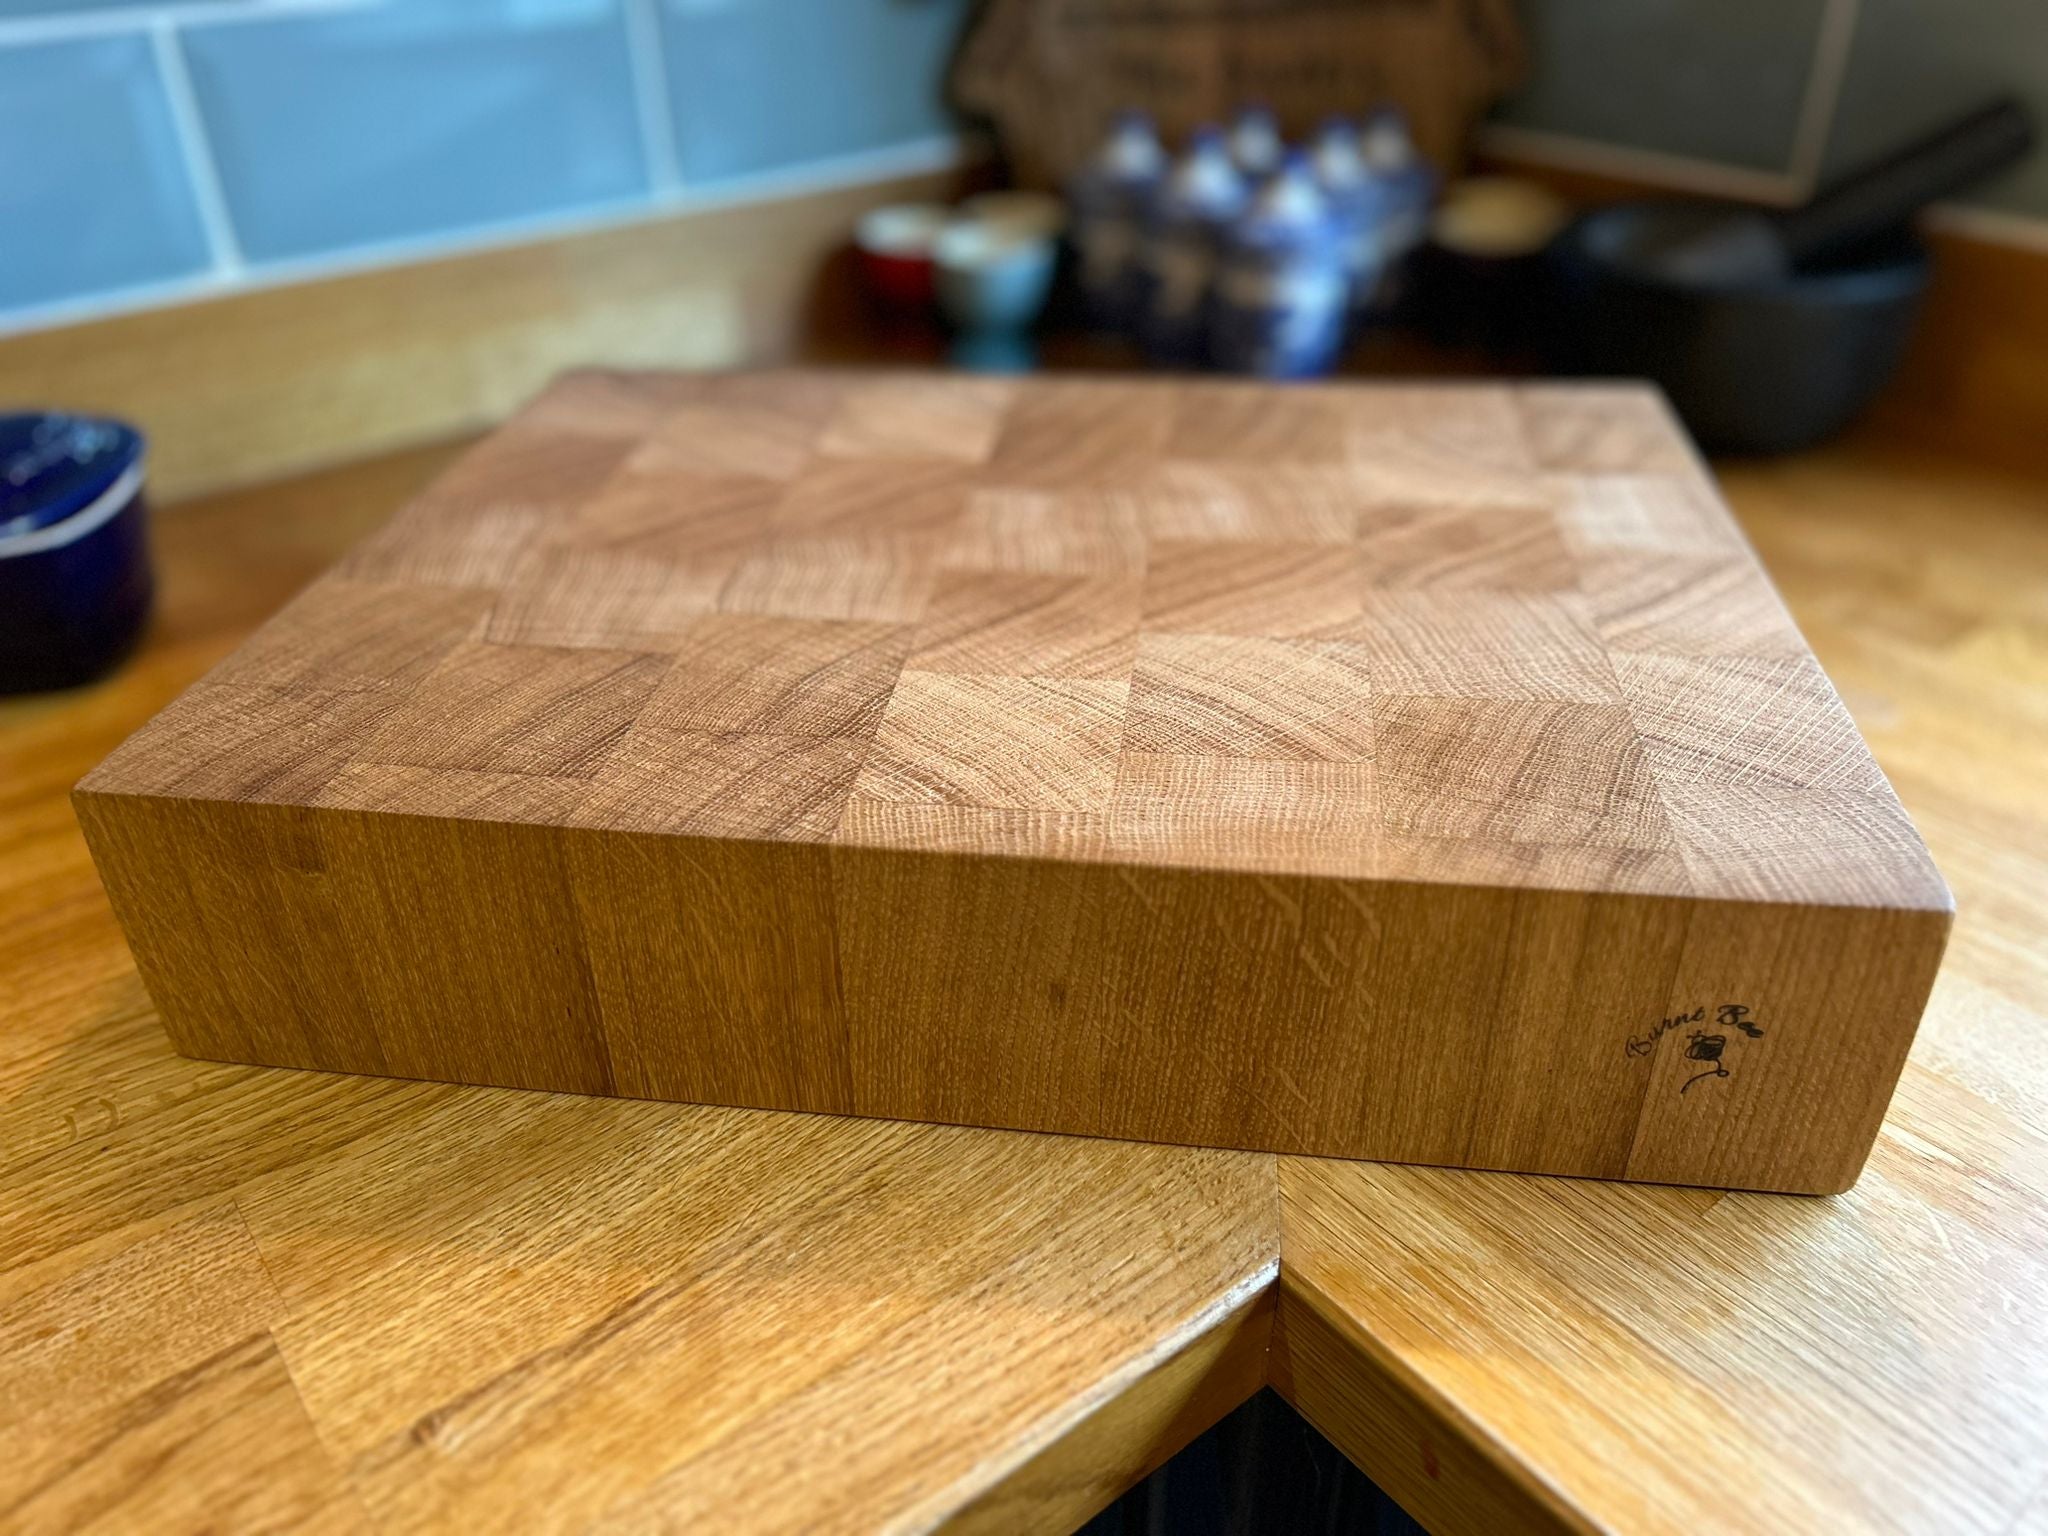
[
  {"xmin": 1681, "ymin": 1031, "xmax": 1729, "ymax": 1094},
  {"xmin": 1625, "ymin": 1002, "xmax": 1768, "ymax": 1095}
]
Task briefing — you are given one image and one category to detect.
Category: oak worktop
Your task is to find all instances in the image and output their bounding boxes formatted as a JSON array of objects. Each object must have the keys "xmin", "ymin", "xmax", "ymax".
[{"xmin": 2, "ymin": 413, "xmax": 2043, "ymax": 1535}]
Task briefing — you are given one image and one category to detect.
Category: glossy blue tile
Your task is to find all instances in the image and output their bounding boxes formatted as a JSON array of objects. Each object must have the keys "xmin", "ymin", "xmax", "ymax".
[
  {"xmin": 181, "ymin": 0, "xmax": 650, "ymax": 263},
  {"xmin": 0, "ymin": 0, "xmax": 219, "ymax": 11},
  {"xmin": 0, "ymin": 36, "xmax": 213, "ymax": 314},
  {"xmin": 1493, "ymin": 0, "xmax": 1827, "ymax": 174},
  {"xmin": 659, "ymin": 0, "xmax": 969, "ymax": 183},
  {"xmin": 1821, "ymin": 0, "xmax": 2048, "ymax": 219}
]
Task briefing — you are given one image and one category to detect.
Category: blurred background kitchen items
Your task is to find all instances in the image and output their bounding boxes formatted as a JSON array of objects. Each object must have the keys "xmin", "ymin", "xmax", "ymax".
[
  {"xmin": 952, "ymin": 0, "xmax": 1524, "ymax": 186},
  {"xmin": 1133, "ymin": 126, "xmax": 1249, "ymax": 366},
  {"xmin": 1068, "ymin": 111, "xmax": 1170, "ymax": 330},
  {"xmin": 1601, "ymin": 100, "xmax": 2033, "ymax": 289},
  {"xmin": 958, "ymin": 191, "xmax": 1067, "ymax": 243},
  {"xmin": 934, "ymin": 218, "xmax": 1058, "ymax": 346},
  {"xmin": 854, "ymin": 204, "xmax": 953, "ymax": 314},
  {"xmin": 1060, "ymin": 108, "xmax": 1442, "ymax": 375},
  {"xmin": 4, "ymin": 0, "xmax": 2047, "ymax": 543},
  {"xmin": 1210, "ymin": 151, "xmax": 1351, "ymax": 377},
  {"xmin": 1544, "ymin": 99, "xmax": 2035, "ymax": 452},
  {"xmin": 0, "ymin": 413, "xmax": 151, "ymax": 694},
  {"xmin": 1410, "ymin": 176, "xmax": 1569, "ymax": 356}
]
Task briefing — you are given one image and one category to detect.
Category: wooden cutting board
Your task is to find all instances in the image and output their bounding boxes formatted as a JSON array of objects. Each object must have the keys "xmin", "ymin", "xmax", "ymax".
[{"xmin": 75, "ymin": 370, "xmax": 1950, "ymax": 1193}]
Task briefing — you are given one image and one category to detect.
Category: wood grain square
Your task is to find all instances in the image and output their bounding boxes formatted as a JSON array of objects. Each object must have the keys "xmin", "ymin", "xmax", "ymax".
[
  {"xmin": 1657, "ymin": 780, "xmax": 1950, "ymax": 906},
  {"xmin": 487, "ymin": 545, "xmax": 728, "ymax": 650},
  {"xmin": 943, "ymin": 490, "xmax": 1148, "ymax": 576},
  {"xmin": 817, "ymin": 378, "xmax": 1014, "ymax": 462},
  {"xmin": 719, "ymin": 534, "xmax": 937, "ymax": 623},
  {"xmin": 1166, "ymin": 383, "xmax": 1348, "ymax": 462},
  {"xmin": 359, "ymin": 641, "xmax": 667, "ymax": 779},
  {"xmin": 770, "ymin": 459, "xmax": 974, "ymax": 538},
  {"xmin": 516, "ymin": 368, "xmax": 713, "ymax": 439},
  {"xmin": 212, "ymin": 579, "xmax": 491, "ymax": 694},
  {"xmin": 1356, "ymin": 501, "xmax": 1577, "ymax": 591},
  {"xmin": 1350, "ymin": 589, "xmax": 1617, "ymax": 702},
  {"xmin": 1519, "ymin": 384, "xmax": 1697, "ymax": 472},
  {"xmin": 430, "ymin": 426, "xmax": 633, "ymax": 509},
  {"xmin": 1143, "ymin": 539, "xmax": 1363, "ymax": 639},
  {"xmin": 986, "ymin": 379, "xmax": 1174, "ymax": 487},
  {"xmin": 686, "ymin": 369, "xmax": 849, "ymax": 425},
  {"xmin": 577, "ymin": 729, "xmax": 866, "ymax": 840},
  {"xmin": 1108, "ymin": 753, "xmax": 1376, "ymax": 875},
  {"xmin": 1344, "ymin": 384, "xmax": 1532, "ymax": 471},
  {"xmin": 1141, "ymin": 463, "xmax": 1360, "ymax": 543},
  {"xmin": 631, "ymin": 404, "xmax": 816, "ymax": 481},
  {"xmin": 1580, "ymin": 552, "xmax": 1807, "ymax": 657},
  {"xmin": 907, "ymin": 570, "xmax": 1139, "ymax": 680},
  {"xmin": 1125, "ymin": 632, "xmax": 1375, "ymax": 761},
  {"xmin": 1347, "ymin": 446, "xmax": 1549, "ymax": 512},
  {"xmin": 1372, "ymin": 695, "xmax": 1672, "ymax": 849},
  {"xmin": 835, "ymin": 798, "xmax": 1109, "ymax": 859},
  {"xmin": 569, "ymin": 468, "xmax": 782, "ymax": 563},
  {"xmin": 1344, "ymin": 386, "xmax": 1540, "ymax": 507},
  {"xmin": 642, "ymin": 615, "xmax": 910, "ymax": 737},
  {"xmin": 1612, "ymin": 650, "xmax": 1890, "ymax": 794},
  {"xmin": 83, "ymin": 682, "xmax": 394, "ymax": 805},
  {"xmin": 1557, "ymin": 474, "xmax": 1741, "ymax": 555},
  {"xmin": 313, "ymin": 763, "xmax": 591, "ymax": 826},
  {"xmin": 338, "ymin": 503, "xmax": 548, "ymax": 590},
  {"xmin": 856, "ymin": 671, "xmax": 1129, "ymax": 813}
]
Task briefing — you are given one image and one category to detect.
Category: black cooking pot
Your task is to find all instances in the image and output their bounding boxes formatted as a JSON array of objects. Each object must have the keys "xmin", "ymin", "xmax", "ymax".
[{"xmin": 1541, "ymin": 201, "xmax": 1931, "ymax": 455}]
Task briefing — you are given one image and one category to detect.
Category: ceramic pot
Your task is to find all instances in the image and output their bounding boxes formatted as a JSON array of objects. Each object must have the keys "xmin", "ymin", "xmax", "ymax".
[
  {"xmin": 0, "ymin": 413, "xmax": 152, "ymax": 693},
  {"xmin": 854, "ymin": 203, "xmax": 952, "ymax": 311},
  {"xmin": 933, "ymin": 220, "xmax": 1058, "ymax": 334}
]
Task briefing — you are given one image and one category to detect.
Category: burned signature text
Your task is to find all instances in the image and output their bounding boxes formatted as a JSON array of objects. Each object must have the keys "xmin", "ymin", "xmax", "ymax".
[{"xmin": 1625, "ymin": 1004, "xmax": 1767, "ymax": 1095}]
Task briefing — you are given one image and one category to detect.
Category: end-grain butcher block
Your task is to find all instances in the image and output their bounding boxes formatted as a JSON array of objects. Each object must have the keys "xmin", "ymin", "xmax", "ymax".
[{"xmin": 75, "ymin": 370, "xmax": 1950, "ymax": 1192}]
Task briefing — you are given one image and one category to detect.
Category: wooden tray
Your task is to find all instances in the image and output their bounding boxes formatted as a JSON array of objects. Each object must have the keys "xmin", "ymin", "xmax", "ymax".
[{"xmin": 75, "ymin": 370, "xmax": 1951, "ymax": 1192}]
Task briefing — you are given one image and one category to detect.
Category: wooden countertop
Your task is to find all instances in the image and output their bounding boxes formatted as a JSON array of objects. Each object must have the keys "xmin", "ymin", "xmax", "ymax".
[{"xmin": 3, "ymin": 424, "xmax": 2043, "ymax": 1534}]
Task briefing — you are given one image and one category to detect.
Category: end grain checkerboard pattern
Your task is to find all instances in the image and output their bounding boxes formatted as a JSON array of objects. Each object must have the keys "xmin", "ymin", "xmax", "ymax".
[{"xmin": 75, "ymin": 371, "xmax": 1950, "ymax": 1191}]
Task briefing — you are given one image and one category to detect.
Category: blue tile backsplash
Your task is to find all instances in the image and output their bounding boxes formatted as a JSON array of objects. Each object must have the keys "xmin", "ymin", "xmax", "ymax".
[
  {"xmin": 0, "ymin": 0, "xmax": 969, "ymax": 327},
  {"xmin": 182, "ymin": 0, "xmax": 650, "ymax": 262},
  {"xmin": 0, "ymin": 35, "xmax": 213, "ymax": 313},
  {"xmin": 0, "ymin": 0, "xmax": 204, "ymax": 12},
  {"xmin": 658, "ymin": 0, "xmax": 970, "ymax": 182},
  {"xmin": 3, "ymin": 0, "xmax": 2045, "ymax": 329}
]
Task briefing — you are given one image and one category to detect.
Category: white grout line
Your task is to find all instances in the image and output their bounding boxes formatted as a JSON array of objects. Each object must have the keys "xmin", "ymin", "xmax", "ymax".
[
  {"xmin": 1478, "ymin": 122, "xmax": 1802, "ymax": 206},
  {"xmin": 1786, "ymin": 0, "xmax": 1863, "ymax": 195},
  {"xmin": 621, "ymin": 0, "xmax": 683, "ymax": 194},
  {"xmin": 0, "ymin": 133, "xmax": 974, "ymax": 340},
  {"xmin": 0, "ymin": 0, "xmax": 372, "ymax": 47},
  {"xmin": 149, "ymin": 16, "xmax": 245, "ymax": 275}
]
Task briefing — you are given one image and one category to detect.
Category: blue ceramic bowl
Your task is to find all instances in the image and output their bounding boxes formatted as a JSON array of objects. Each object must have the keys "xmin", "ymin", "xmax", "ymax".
[{"xmin": 0, "ymin": 412, "xmax": 152, "ymax": 693}]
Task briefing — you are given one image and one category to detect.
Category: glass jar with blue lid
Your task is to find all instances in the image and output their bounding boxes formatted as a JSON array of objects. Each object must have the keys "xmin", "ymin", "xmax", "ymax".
[{"xmin": 1, "ymin": 412, "xmax": 153, "ymax": 693}]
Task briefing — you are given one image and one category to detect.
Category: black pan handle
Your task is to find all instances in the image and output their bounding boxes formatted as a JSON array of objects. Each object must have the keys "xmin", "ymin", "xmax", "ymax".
[{"xmin": 1779, "ymin": 98, "xmax": 2034, "ymax": 267}]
